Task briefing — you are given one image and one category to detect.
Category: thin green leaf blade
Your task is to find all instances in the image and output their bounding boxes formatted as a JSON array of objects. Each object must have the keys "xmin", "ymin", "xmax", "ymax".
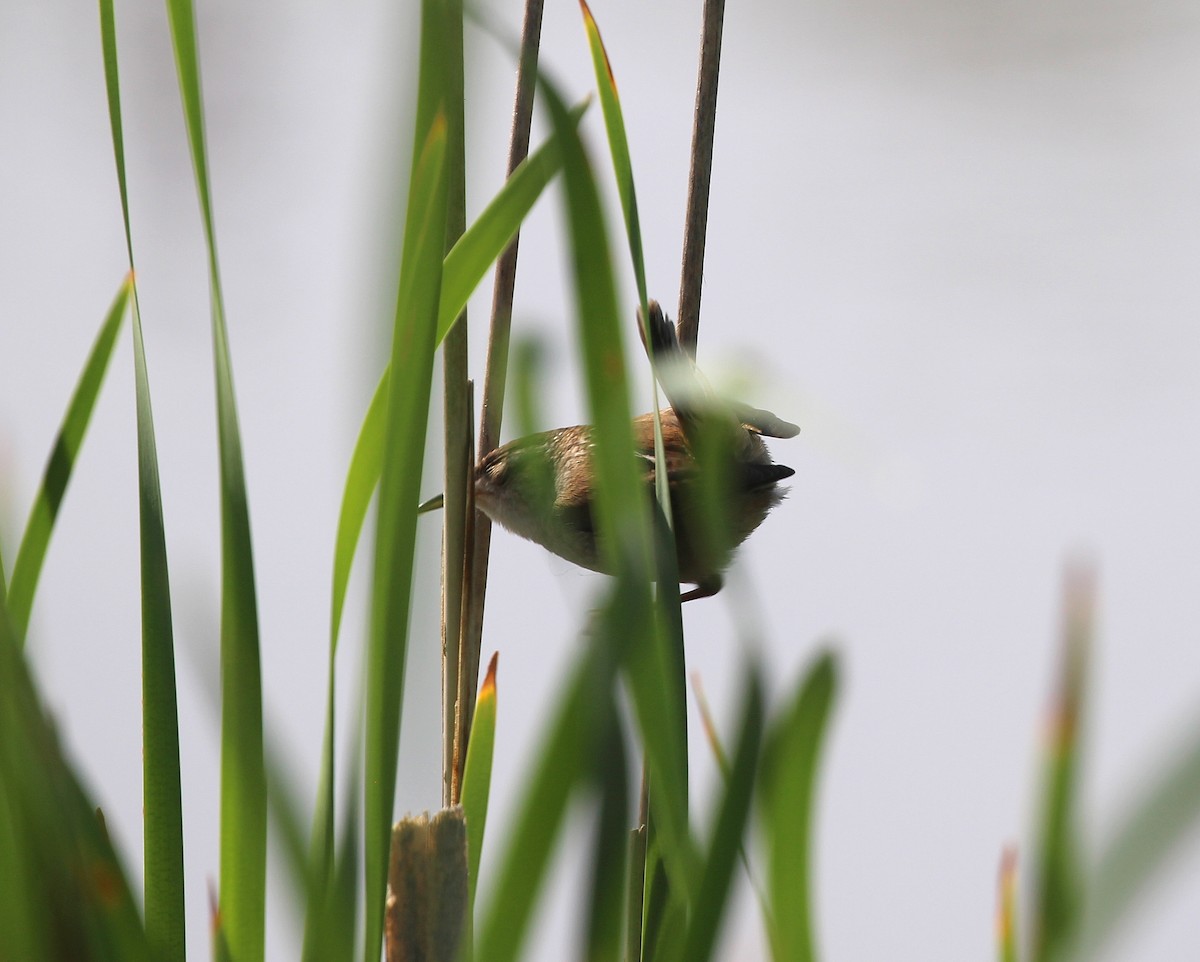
[
  {"xmin": 461, "ymin": 652, "xmax": 499, "ymax": 914},
  {"xmin": 7, "ymin": 279, "xmax": 130, "ymax": 644},
  {"xmin": 301, "ymin": 666, "xmax": 338, "ymax": 962},
  {"xmin": 577, "ymin": 14, "xmax": 689, "ymax": 875},
  {"xmin": 98, "ymin": 2, "xmax": 185, "ymax": 954},
  {"xmin": 330, "ymin": 371, "xmax": 388, "ymax": 651},
  {"xmin": 0, "ymin": 744, "xmax": 49, "ymax": 961},
  {"xmin": 679, "ymin": 667, "xmax": 765, "ymax": 962},
  {"xmin": 623, "ymin": 507, "xmax": 693, "ymax": 900},
  {"xmin": 474, "ymin": 596, "xmax": 626, "ymax": 962},
  {"xmin": 1031, "ymin": 569, "xmax": 1092, "ymax": 962},
  {"xmin": 133, "ymin": 295, "xmax": 186, "ymax": 962},
  {"xmin": 579, "ymin": 0, "xmax": 648, "ymax": 309},
  {"xmin": 328, "ymin": 111, "xmax": 586, "ymax": 656},
  {"xmin": 303, "ymin": 708, "xmax": 362, "ymax": 962},
  {"xmin": 98, "ymin": 0, "xmax": 132, "ymax": 262},
  {"xmin": 540, "ymin": 64, "xmax": 696, "ymax": 906},
  {"xmin": 163, "ymin": 0, "xmax": 267, "ymax": 955},
  {"xmin": 363, "ymin": 111, "xmax": 450, "ymax": 962},
  {"xmin": 998, "ymin": 848, "xmax": 1019, "ymax": 962},
  {"xmin": 436, "ymin": 101, "xmax": 588, "ymax": 341},
  {"xmin": 586, "ymin": 704, "xmax": 630, "ymax": 962},
  {"xmin": 1075, "ymin": 697, "xmax": 1200, "ymax": 955},
  {"xmin": 0, "ymin": 594, "xmax": 154, "ymax": 962},
  {"xmin": 760, "ymin": 651, "xmax": 839, "ymax": 962}
]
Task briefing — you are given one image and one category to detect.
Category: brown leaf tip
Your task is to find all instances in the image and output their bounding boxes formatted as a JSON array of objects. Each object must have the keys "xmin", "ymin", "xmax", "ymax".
[{"xmin": 579, "ymin": 0, "xmax": 619, "ymax": 95}]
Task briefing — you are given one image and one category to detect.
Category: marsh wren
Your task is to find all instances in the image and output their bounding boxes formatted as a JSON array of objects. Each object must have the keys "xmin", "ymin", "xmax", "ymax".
[{"xmin": 473, "ymin": 301, "xmax": 797, "ymax": 601}]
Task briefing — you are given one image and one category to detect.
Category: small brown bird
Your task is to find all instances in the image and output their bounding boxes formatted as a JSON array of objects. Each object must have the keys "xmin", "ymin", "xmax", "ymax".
[{"xmin": 474, "ymin": 302, "xmax": 797, "ymax": 601}]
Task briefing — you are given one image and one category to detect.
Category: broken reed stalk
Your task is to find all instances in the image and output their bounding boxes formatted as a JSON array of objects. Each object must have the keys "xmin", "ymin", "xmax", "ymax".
[
  {"xmin": 676, "ymin": 0, "xmax": 726, "ymax": 355},
  {"xmin": 451, "ymin": 0, "xmax": 547, "ymax": 804},
  {"xmin": 386, "ymin": 809, "xmax": 468, "ymax": 962}
]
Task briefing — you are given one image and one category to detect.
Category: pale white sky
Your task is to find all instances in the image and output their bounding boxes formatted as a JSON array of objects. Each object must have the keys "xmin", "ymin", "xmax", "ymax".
[{"xmin": 2, "ymin": 0, "xmax": 1199, "ymax": 959}]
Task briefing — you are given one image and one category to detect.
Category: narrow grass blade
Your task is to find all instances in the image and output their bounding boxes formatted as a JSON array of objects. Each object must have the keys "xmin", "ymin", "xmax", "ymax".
[
  {"xmin": 623, "ymin": 506, "xmax": 693, "ymax": 899},
  {"xmin": 98, "ymin": 3, "xmax": 185, "ymax": 955},
  {"xmin": 625, "ymin": 800, "xmax": 648, "ymax": 962},
  {"xmin": 330, "ymin": 372, "xmax": 387, "ymax": 653},
  {"xmin": 474, "ymin": 595, "xmax": 627, "ymax": 962},
  {"xmin": 303, "ymin": 726, "xmax": 362, "ymax": 962},
  {"xmin": 678, "ymin": 667, "xmax": 765, "ymax": 962},
  {"xmin": 187, "ymin": 633, "xmax": 319, "ymax": 922},
  {"xmin": 133, "ymin": 289, "xmax": 186, "ymax": 960},
  {"xmin": 1031, "ymin": 568, "xmax": 1092, "ymax": 962},
  {"xmin": 163, "ymin": 1, "xmax": 267, "ymax": 956},
  {"xmin": 998, "ymin": 847, "xmax": 1018, "ymax": 962},
  {"xmin": 0, "ymin": 596, "xmax": 154, "ymax": 962},
  {"xmin": 693, "ymin": 674, "xmax": 730, "ymax": 780},
  {"xmin": 333, "ymin": 766, "xmax": 363, "ymax": 962},
  {"xmin": 759, "ymin": 650, "xmax": 838, "ymax": 962},
  {"xmin": 461, "ymin": 652, "xmax": 499, "ymax": 914},
  {"xmin": 641, "ymin": 838, "xmax": 685, "ymax": 962},
  {"xmin": 437, "ymin": 101, "xmax": 588, "ymax": 343},
  {"xmin": 302, "ymin": 665, "xmax": 338, "ymax": 962},
  {"xmin": 577, "ymin": 0, "xmax": 673, "ymax": 523},
  {"xmin": 540, "ymin": 68, "xmax": 696, "ymax": 903},
  {"xmin": 211, "ymin": 886, "xmax": 234, "ymax": 962},
  {"xmin": 7, "ymin": 280, "xmax": 130, "ymax": 645},
  {"xmin": 577, "ymin": 12, "xmax": 688, "ymax": 871},
  {"xmin": 692, "ymin": 667, "xmax": 771, "ymax": 930},
  {"xmin": 586, "ymin": 705, "xmax": 630, "ymax": 962},
  {"xmin": 98, "ymin": 0, "xmax": 133, "ymax": 263},
  {"xmin": 265, "ymin": 739, "xmax": 314, "ymax": 911},
  {"xmin": 1074, "ymin": 712, "xmax": 1200, "ymax": 958},
  {"xmin": 363, "ymin": 110, "xmax": 450, "ymax": 962},
  {"xmin": 329, "ymin": 108, "xmax": 586, "ymax": 655},
  {"xmin": 578, "ymin": 0, "xmax": 647, "ymax": 310},
  {"xmin": 0, "ymin": 741, "xmax": 49, "ymax": 961}
]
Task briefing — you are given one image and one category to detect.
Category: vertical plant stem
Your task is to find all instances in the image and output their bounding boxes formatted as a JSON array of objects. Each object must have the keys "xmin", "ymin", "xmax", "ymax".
[
  {"xmin": 676, "ymin": 0, "xmax": 726, "ymax": 355},
  {"xmin": 441, "ymin": 0, "xmax": 470, "ymax": 810},
  {"xmin": 625, "ymin": 763, "xmax": 650, "ymax": 962},
  {"xmin": 454, "ymin": 0, "xmax": 546, "ymax": 802}
]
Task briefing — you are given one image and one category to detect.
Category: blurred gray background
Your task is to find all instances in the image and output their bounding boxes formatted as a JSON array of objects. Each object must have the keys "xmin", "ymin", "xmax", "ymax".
[{"xmin": 2, "ymin": 0, "xmax": 1199, "ymax": 958}]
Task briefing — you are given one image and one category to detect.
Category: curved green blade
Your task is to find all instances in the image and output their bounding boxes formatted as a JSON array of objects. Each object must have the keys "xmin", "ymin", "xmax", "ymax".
[
  {"xmin": 579, "ymin": 0, "xmax": 648, "ymax": 312},
  {"xmin": 461, "ymin": 652, "xmax": 499, "ymax": 915},
  {"xmin": 163, "ymin": 0, "xmax": 267, "ymax": 956},
  {"xmin": 1075, "ymin": 724, "xmax": 1200, "ymax": 958},
  {"xmin": 7, "ymin": 279, "xmax": 130, "ymax": 646},
  {"xmin": 0, "ymin": 594, "xmax": 154, "ymax": 962},
  {"xmin": 759, "ymin": 651, "xmax": 839, "ymax": 962},
  {"xmin": 473, "ymin": 594, "xmax": 627, "ymax": 962},
  {"xmin": 681, "ymin": 666, "xmax": 765, "ymax": 962},
  {"xmin": 328, "ymin": 104, "xmax": 587, "ymax": 656},
  {"xmin": 98, "ymin": 2, "xmax": 185, "ymax": 956},
  {"xmin": 362, "ymin": 109, "xmax": 450, "ymax": 962},
  {"xmin": 1031, "ymin": 571, "xmax": 1091, "ymax": 962}
]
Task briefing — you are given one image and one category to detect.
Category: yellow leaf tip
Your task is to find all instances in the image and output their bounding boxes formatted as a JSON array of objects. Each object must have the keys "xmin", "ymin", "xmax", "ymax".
[
  {"xmin": 207, "ymin": 881, "xmax": 222, "ymax": 936},
  {"xmin": 996, "ymin": 845, "xmax": 1018, "ymax": 945},
  {"xmin": 481, "ymin": 650, "xmax": 499, "ymax": 699}
]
